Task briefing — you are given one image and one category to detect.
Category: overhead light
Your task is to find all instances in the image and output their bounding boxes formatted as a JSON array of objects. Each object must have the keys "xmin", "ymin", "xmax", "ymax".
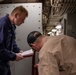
[
  {"xmin": 55, "ymin": 24, "xmax": 62, "ymax": 29},
  {"xmin": 48, "ymin": 31, "xmax": 52, "ymax": 34},
  {"xmin": 51, "ymin": 29, "xmax": 57, "ymax": 32}
]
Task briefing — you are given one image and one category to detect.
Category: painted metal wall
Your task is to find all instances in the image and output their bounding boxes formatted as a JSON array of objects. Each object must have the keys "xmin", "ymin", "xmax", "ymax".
[{"xmin": 0, "ymin": 3, "xmax": 42, "ymax": 75}]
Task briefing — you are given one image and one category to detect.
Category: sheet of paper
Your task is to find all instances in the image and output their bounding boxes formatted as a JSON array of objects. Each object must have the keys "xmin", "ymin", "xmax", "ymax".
[{"xmin": 21, "ymin": 49, "xmax": 33, "ymax": 56}]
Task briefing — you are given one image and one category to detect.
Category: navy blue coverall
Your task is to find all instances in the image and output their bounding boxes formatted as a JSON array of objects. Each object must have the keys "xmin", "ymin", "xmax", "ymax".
[{"xmin": 0, "ymin": 14, "xmax": 20, "ymax": 75}]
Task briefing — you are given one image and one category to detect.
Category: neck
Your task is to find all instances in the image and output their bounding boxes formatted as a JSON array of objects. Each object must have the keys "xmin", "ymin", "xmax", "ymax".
[
  {"xmin": 9, "ymin": 15, "xmax": 14, "ymax": 25},
  {"xmin": 41, "ymin": 35, "xmax": 45, "ymax": 47}
]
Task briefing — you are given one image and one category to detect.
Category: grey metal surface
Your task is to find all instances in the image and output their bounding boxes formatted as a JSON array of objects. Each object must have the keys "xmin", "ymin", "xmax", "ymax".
[{"xmin": 0, "ymin": 3, "xmax": 42, "ymax": 75}]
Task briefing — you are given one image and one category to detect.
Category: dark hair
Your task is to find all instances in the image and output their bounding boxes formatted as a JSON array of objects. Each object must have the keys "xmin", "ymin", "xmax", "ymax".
[{"xmin": 27, "ymin": 31, "xmax": 42, "ymax": 46}]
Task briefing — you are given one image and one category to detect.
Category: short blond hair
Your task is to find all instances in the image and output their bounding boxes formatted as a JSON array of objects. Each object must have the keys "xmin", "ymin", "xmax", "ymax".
[{"xmin": 11, "ymin": 6, "xmax": 28, "ymax": 17}]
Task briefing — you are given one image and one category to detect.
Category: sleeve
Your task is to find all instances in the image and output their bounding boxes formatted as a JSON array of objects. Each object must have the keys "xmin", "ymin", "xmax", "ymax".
[
  {"xmin": 13, "ymin": 40, "xmax": 20, "ymax": 53},
  {"xmin": 38, "ymin": 52, "xmax": 60, "ymax": 75},
  {"xmin": 38, "ymin": 38, "xmax": 63, "ymax": 75},
  {"xmin": 0, "ymin": 22, "xmax": 16, "ymax": 61},
  {"xmin": 12, "ymin": 25, "xmax": 20, "ymax": 53}
]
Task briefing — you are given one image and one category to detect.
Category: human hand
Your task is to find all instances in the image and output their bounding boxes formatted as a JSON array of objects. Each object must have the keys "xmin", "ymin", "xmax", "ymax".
[
  {"xmin": 15, "ymin": 53, "xmax": 24, "ymax": 61},
  {"xmin": 34, "ymin": 63, "xmax": 39, "ymax": 68}
]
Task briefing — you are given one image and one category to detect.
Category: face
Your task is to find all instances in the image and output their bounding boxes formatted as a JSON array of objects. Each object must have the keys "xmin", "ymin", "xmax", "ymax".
[
  {"xmin": 31, "ymin": 41, "xmax": 42, "ymax": 52},
  {"xmin": 14, "ymin": 13, "xmax": 27, "ymax": 26}
]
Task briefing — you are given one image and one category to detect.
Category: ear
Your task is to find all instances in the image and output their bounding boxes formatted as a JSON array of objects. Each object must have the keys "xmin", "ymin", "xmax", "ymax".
[
  {"xmin": 30, "ymin": 43, "xmax": 35, "ymax": 47},
  {"xmin": 31, "ymin": 43, "xmax": 35, "ymax": 50},
  {"xmin": 14, "ymin": 13, "xmax": 18, "ymax": 18}
]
